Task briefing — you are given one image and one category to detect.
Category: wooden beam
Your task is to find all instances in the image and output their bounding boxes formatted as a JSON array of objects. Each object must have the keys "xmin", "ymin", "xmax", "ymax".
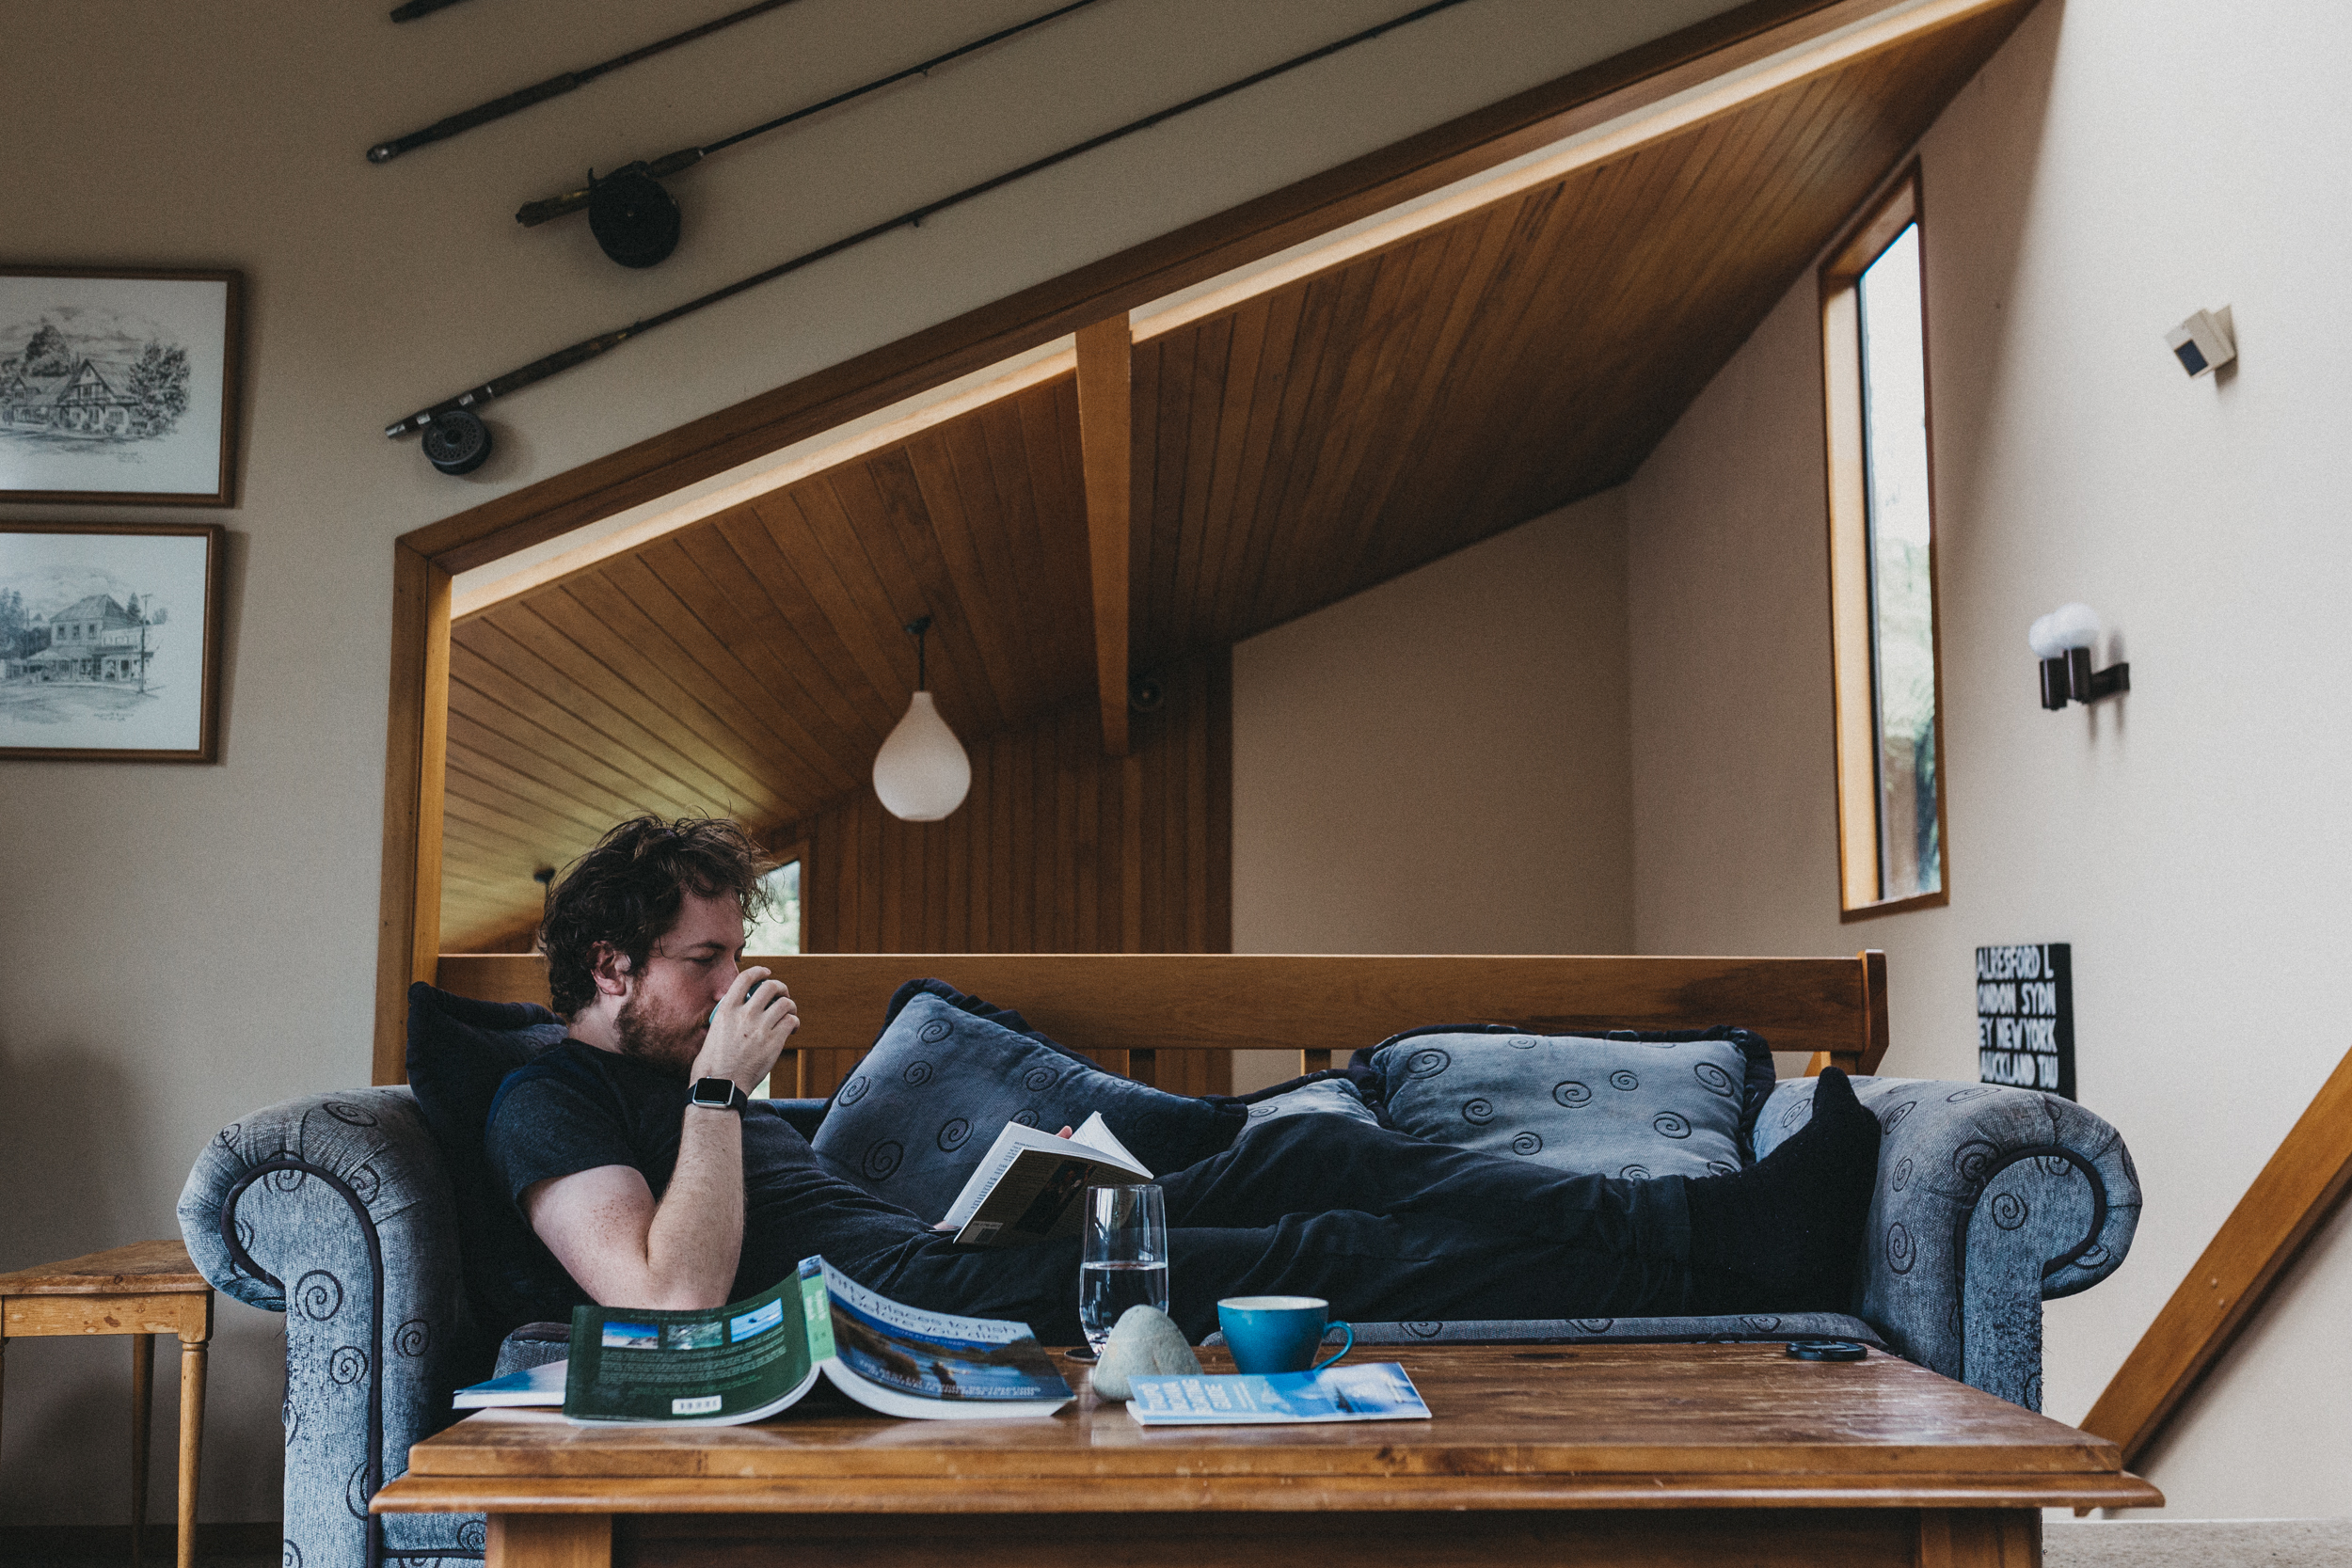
[
  {"xmin": 1075, "ymin": 316, "xmax": 1133, "ymax": 756},
  {"xmin": 371, "ymin": 543, "xmax": 450, "ymax": 1085},
  {"xmin": 2082, "ymin": 1044, "xmax": 2352, "ymax": 1467}
]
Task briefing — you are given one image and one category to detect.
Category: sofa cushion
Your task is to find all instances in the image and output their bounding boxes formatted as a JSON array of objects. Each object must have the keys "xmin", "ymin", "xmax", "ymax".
[
  {"xmin": 1363, "ymin": 1025, "xmax": 1772, "ymax": 1180},
  {"xmin": 404, "ymin": 982, "xmax": 569, "ymax": 1334},
  {"xmin": 809, "ymin": 978, "xmax": 1247, "ymax": 1220}
]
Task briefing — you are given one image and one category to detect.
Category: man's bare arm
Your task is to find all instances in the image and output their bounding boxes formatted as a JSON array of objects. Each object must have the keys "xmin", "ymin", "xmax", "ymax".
[
  {"xmin": 521, "ymin": 969, "xmax": 799, "ymax": 1309},
  {"xmin": 522, "ymin": 1120, "xmax": 746, "ymax": 1309}
]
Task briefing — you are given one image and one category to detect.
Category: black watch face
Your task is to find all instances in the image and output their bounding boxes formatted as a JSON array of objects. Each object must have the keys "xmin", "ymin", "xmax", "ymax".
[{"xmin": 691, "ymin": 1077, "xmax": 740, "ymax": 1110}]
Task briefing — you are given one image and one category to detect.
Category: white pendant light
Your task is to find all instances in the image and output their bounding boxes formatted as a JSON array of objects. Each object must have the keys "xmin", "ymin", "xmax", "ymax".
[{"xmin": 873, "ymin": 615, "xmax": 971, "ymax": 821}]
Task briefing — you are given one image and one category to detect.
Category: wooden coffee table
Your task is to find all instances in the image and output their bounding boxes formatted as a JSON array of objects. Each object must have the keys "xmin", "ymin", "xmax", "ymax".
[{"xmin": 373, "ymin": 1343, "xmax": 2159, "ymax": 1568}]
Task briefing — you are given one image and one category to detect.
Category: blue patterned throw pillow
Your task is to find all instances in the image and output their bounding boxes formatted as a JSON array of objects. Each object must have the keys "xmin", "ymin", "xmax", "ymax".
[
  {"xmin": 809, "ymin": 979, "xmax": 1246, "ymax": 1220},
  {"xmin": 1364, "ymin": 1025, "xmax": 1772, "ymax": 1179}
]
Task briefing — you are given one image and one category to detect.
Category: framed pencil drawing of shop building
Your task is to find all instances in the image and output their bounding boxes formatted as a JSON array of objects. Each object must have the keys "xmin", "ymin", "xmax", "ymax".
[{"xmin": 0, "ymin": 522, "xmax": 225, "ymax": 762}]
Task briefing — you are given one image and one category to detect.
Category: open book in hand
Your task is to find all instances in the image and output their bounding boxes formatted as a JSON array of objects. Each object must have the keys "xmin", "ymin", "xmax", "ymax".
[
  {"xmin": 938, "ymin": 1111, "xmax": 1152, "ymax": 1246},
  {"xmin": 452, "ymin": 1257, "xmax": 1072, "ymax": 1424}
]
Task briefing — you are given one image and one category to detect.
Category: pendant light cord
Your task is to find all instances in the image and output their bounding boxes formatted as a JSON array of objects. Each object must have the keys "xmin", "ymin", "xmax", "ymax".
[{"xmin": 907, "ymin": 614, "xmax": 932, "ymax": 691}]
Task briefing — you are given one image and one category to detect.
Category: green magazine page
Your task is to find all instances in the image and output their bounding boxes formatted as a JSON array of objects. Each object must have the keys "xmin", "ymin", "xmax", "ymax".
[
  {"xmin": 546, "ymin": 1258, "xmax": 1071, "ymax": 1424},
  {"xmin": 564, "ymin": 1276, "xmax": 818, "ymax": 1424}
]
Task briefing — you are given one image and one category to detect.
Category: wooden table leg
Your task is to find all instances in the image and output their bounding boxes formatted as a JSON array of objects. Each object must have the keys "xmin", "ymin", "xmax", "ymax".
[
  {"xmin": 486, "ymin": 1513, "xmax": 612, "ymax": 1568},
  {"xmin": 1919, "ymin": 1510, "xmax": 2042, "ymax": 1568},
  {"xmin": 177, "ymin": 1336, "xmax": 208, "ymax": 1568},
  {"xmin": 131, "ymin": 1333, "xmax": 155, "ymax": 1568}
]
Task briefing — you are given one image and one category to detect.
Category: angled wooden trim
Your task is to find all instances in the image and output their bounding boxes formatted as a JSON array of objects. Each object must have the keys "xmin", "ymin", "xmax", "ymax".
[
  {"xmin": 2082, "ymin": 1044, "xmax": 2352, "ymax": 1467},
  {"xmin": 373, "ymin": 543, "xmax": 450, "ymax": 1085},
  {"xmin": 1074, "ymin": 316, "xmax": 1133, "ymax": 757}
]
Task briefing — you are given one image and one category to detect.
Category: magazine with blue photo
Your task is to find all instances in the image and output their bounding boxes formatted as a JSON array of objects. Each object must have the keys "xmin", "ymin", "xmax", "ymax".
[
  {"xmin": 1125, "ymin": 1362, "xmax": 1432, "ymax": 1425},
  {"xmin": 454, "ymin": 1256, "xmax": 1072, "ymax": 1425}
]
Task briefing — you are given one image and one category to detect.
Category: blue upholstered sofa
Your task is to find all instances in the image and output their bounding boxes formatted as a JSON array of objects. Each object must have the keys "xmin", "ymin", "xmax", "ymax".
[{"xmin": 179, "ymin": 1065, "xmax": 2137, "ymax": 1568}]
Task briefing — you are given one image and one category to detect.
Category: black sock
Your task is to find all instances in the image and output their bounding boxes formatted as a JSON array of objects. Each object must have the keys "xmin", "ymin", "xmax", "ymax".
[{"xmin": 1684, "ymin": 1067, "xmax": 1881, "ymax": 1314}]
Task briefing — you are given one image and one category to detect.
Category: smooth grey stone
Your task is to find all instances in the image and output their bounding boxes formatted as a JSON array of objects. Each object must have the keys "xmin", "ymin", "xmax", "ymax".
[{"xmin": 1089, "ymin": 1306, "xmax": 1200, "ymax": 1402}]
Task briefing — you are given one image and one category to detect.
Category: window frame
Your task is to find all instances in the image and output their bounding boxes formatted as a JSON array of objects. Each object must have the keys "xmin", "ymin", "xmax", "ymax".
[{"xmin": 1820, "ymin": 164, "xmax": 1950, "ymax": 922}]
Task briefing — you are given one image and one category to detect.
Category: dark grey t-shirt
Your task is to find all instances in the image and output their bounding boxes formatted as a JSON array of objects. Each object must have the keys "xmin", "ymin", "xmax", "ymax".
[{"xmin": 485, "ymin": 1040, "xmax": 931, "ymax": 1323}]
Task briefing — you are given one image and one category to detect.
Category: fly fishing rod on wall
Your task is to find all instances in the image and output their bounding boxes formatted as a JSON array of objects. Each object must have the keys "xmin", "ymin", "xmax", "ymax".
[
  {"xmin": 519, "ymin": 0, "xmax": 1106, "ymax": 268},
  {"xmin": 365, "ymin": 0, "xmax": 812, "ymax": 163},
  {"xmin": 387, "ymin": 0, "xmax": 1484, "ymax": 475}
]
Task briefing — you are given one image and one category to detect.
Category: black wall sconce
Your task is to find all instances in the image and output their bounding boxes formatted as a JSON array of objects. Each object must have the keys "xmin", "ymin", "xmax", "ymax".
[{"xmin": 2029, "ymin": 603, "xmax": 2130, "ymax": 710}]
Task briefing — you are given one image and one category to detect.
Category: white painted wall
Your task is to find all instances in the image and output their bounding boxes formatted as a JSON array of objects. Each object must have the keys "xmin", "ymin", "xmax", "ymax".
[
  {"xmin": 1230, "ymin": 491, "xmax": 1631, "ymax": 1093},
  {"xmin": 1232, "ymin": 490, "xmax": 1632, "ymax": 951},
  {"xmin": 0, "ymin": 0, "xmax": 1749, "ymax": 1527},
  {"xmin": 1623, "ymin": 0, "xmax": 2352, "ymax": 1518}
]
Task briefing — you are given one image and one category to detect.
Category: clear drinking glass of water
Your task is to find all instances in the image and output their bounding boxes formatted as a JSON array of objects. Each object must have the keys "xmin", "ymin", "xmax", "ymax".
[{"xmin": 1079, "ymin": 1182, "xmax": 1168, "ymax": 1354}]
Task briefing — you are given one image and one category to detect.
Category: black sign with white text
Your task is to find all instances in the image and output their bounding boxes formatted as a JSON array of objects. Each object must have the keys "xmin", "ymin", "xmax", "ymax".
[{"xmin": 1977, "ymin": 943, "xmax": 2074, "ymax": 1101}]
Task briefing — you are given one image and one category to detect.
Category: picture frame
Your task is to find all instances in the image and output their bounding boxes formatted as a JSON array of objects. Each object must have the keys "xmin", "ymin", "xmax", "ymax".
[
  {"xmin": 0, "ymin": 521, "xmax": 227, "ymax": 762},
  {"xmin": 0, "ymin": 266, "xmax": 243, "ymax": 506}
]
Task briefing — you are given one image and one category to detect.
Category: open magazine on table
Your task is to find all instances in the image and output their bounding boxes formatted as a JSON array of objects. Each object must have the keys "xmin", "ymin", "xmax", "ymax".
[
  {"xmin": 938, "ymin": 1110, "xmax": 1152, "ymax": 1246},
  {"xmin": 1125, "ymin": 1362, "xmax": 1433, "ymax": 1425},
  {"xmin": 453, "ymin": 1256, "xmax": 1072, "ymax": 1424}
]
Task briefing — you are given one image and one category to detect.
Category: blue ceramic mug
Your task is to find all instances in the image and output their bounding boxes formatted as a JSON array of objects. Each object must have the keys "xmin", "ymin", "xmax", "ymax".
[{"xmin": 1216, "ymin": 1295, "xmax": 1353, "ymax": 1375}]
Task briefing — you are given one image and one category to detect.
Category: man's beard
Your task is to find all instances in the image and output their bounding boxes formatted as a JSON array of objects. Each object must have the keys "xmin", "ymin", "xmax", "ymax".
[{"xmin": 614, "ymin": 987, "xmax": 702, "ymax": 1077}]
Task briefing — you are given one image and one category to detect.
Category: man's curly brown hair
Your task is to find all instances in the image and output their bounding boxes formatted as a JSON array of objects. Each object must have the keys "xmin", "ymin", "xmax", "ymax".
[{"xmin": 538, "ymin": 816, "xmax": 772, "ymax": 1021}]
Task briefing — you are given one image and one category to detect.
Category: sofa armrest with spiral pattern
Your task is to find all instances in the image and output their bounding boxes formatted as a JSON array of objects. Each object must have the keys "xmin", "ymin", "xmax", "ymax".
[
  {"xmin": 177, "ymin": 1088, "xmax": 486, "ymax": 1568},
  {"xmin": 1755, "ymin": 1075, "xmax": 2140, "ymax": 1410}
]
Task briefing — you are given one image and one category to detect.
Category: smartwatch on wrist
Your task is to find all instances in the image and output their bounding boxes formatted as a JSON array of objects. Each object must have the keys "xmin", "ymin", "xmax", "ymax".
[{"xmin": 689, "ymin": 1076, "xmax": 750, "ymax": 1116}]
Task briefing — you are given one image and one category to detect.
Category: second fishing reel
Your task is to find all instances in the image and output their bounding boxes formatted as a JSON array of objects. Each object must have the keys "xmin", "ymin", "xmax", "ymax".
[{"xmin": 586, "ymin": 165, "xmax": 683, "ymax": 268}]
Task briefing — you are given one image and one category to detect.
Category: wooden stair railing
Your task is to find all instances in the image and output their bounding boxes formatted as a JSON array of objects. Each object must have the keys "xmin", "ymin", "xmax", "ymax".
[{"xmin": 2081, "ymin": 1042, "xmax": 2352, "ymax": 1468}]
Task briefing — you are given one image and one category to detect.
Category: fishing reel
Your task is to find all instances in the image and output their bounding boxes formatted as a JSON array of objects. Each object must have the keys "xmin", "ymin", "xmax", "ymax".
[
  {"xmin": 587, "ymin": 165, "xmax": 682, "ymax": 268},
  {"xmin": 420, "ymin": 408, "xmax": 492, "ymax": 474}
]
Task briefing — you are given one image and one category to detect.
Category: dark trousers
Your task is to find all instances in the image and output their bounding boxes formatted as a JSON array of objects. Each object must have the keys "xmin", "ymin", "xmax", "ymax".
[{"xmin": 870, "ymin": 1115, "xmax": 1698, "ymax": 1343}]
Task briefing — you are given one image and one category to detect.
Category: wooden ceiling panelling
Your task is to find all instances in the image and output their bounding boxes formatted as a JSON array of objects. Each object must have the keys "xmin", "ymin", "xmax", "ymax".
[
  {"xmin": 439, "ymin": 3, "xmax": 2027, "ymax": 950},
  {"xmin": 441, "ymin": 374, "xmax": 1093, "ymax": 948},
  {"xmin": 1127, "ymin": 5, "xmax": 2022, "ymax": 657}
]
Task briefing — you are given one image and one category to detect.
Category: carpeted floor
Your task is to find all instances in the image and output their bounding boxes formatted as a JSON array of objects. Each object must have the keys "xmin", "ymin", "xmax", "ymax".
[{"xmin": 2045, "ymin": 1519, "xmax": 2352, "ymax": 1566}]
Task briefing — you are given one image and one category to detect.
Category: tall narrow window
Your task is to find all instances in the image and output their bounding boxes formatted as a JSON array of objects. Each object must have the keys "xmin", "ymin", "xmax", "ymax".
[
  {"xmin": 1822, "ymin": 169, "xmax": 1947, "ymax": 918},
  {"xmin": 744, "ymin": 853, "xmax": 803, "ymax": 955},
  {"xmin": 741, "ymin": 849, "xmax": 803, "ymax": 1101}
]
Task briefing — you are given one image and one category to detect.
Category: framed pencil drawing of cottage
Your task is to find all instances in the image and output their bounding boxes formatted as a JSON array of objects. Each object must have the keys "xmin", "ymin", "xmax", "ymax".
[
  {"xmin": 0, "ymin": 267, "xmax": 242, "ymax": 505},
  {"xmin": 0, "ymin": 523, "xmax": 226, "ymax": 762}
]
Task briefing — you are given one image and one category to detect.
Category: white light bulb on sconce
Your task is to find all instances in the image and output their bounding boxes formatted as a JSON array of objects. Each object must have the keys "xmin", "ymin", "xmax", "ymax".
[
  {"xmin": 2027, "ymin": 602, "xmax": 2101, "ymax": 658},
  {"xmin": 873, "ymin": 690, "xmax": 970, "ymax": 821}
]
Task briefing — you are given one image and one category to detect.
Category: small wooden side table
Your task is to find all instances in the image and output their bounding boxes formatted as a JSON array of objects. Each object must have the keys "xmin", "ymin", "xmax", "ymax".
[{"xmin": 0, "ymin": 1240, "xmax": 213, "ymax": 1568}]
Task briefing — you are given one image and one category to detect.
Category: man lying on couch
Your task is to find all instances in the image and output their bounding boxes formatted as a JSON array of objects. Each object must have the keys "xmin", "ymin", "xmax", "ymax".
[{"xmin": 489, "ymin": 816, "xmax": 1884, "ymax": 1346}]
